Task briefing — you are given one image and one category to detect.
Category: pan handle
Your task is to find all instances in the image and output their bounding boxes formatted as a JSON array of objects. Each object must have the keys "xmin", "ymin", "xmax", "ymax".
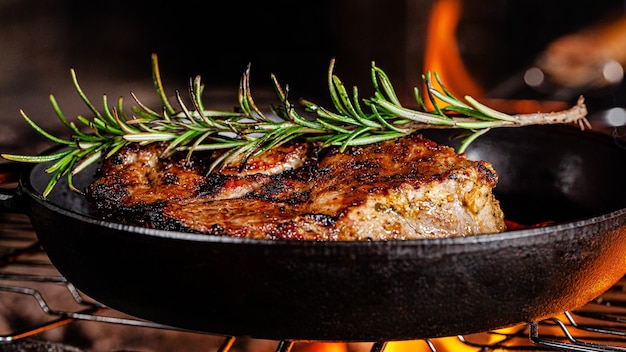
[{"xmin": 0, "ymin": 162, "xmax": 27, "ymax": 213}]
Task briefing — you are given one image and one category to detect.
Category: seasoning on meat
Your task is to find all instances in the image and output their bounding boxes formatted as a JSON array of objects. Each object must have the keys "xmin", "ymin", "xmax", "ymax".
[{"xmin": 86, "ymin": 133, "xmax": 506, "ymax": 240}]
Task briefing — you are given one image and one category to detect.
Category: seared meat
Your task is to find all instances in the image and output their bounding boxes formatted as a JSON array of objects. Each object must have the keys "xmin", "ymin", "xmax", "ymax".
[{"xmin": 86, "ymin": 134, "xmax": 506, "ymax": 240}]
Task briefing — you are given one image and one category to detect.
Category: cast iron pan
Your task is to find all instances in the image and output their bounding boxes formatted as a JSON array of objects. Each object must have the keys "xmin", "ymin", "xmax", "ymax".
[{"xmin": 1, "ymin": 125, "xmax": 626, "ymax": 342}]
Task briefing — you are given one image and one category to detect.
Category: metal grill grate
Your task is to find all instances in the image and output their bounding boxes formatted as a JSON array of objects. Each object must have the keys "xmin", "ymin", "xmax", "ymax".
[{"xmin": 1, "ymin": 212, "xmax": 626, "ymax": 352}]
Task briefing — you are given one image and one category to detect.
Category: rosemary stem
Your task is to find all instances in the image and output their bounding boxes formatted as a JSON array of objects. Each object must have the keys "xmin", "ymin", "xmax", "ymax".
[{"xmin": 0, "ymin": 54, "xmax": 591, "ymax": 198}]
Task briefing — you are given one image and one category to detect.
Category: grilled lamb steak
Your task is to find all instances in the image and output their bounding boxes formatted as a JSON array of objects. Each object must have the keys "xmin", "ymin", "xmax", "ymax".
[{"xmin": 86, "ymin": 133, "xmax": 506, "ymax": 240}]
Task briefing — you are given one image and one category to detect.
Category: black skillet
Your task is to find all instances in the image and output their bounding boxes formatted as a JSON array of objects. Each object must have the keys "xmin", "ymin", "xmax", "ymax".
[{"xmin": 1, "ymin": 125, "xmax": 626, "ymax": 342}]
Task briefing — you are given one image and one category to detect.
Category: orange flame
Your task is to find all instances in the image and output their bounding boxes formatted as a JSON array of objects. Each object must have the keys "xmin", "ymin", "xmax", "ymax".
[
  {"xmin": 423, "ymin": 0, "xmax": 568, "ymax": 113},
  {"xmin": 423, "ymin": 0, "xmax": 483, "ymax": 106},
  {"xmin": 294, "ymin": 342, "xmax": 349, "ymax": 352}
]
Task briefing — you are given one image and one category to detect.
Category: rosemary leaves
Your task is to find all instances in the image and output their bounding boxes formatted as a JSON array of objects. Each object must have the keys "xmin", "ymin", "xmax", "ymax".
[{"xmin": 1, "ymin": 53, "xmax": 589, "ymax": 197}]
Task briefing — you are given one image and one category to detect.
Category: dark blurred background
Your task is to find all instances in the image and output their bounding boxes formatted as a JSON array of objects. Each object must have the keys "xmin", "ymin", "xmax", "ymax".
[
  {"xmin": 2, "ymin": 0, "xmax": 626, "ymax": 156},
  {"xmin": 1, "ymin": 3, "xmax": 625, "ymax": 350}
]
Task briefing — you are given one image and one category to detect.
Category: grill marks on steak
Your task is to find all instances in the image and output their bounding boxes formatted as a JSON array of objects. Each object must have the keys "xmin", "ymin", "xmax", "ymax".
[{"xmin": 86, "ymin": 134, "xmax": 507, "ymax": 240}]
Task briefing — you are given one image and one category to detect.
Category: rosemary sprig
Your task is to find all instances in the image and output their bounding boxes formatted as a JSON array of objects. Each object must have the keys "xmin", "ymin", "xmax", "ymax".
[{"xmin": 1, "ymin": 53, "xmax": 589, "ymax": 197}]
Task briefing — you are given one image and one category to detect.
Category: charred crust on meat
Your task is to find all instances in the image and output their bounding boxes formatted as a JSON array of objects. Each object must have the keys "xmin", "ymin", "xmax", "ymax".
[
  {"xmin": 86, "ymin": 133, "xmax": 507, "ymax": 240},
  {"xmin": 269, "ymin": 222, "xmax": 301, "ymax": 240},
  {"xmin": 96, "ymin": 200, "xmax": 196, "ymax": 233},
  {"xmin": 86, "ymin": 183, "xmax": 129, "ymax": 217},
  {"xmin": 163, "ymin": 173, "xmax": 179, "ymax": 185},
  {"xmin": 308, "ymin": 213, "xmax": 336, "ymax": 226},
  {"xmin": 207, "ymin": 224, "xmax": 227, "ymax": 236},
  {"xmin": 109, "ymin": 153, "xmax": 124, "ymax": 165},
  {"xmin": 477, "ymin": 161, "xmax": 498, "ymax": 183},
  {"xmin": 196, "ymin": 174, "xmax": 229, "ymax": 197}
]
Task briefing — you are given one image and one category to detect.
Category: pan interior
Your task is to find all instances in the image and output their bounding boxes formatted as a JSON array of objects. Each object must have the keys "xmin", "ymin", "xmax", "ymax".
[{"xmin": 422, "ymin": 125, "xmax": 626, "ymax": 225}]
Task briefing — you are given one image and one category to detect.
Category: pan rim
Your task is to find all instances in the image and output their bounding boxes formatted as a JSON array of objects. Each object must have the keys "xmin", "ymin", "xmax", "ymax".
[{"xmin": 22, "ymin": 176, "xmax": 626, "ymax": 246}]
